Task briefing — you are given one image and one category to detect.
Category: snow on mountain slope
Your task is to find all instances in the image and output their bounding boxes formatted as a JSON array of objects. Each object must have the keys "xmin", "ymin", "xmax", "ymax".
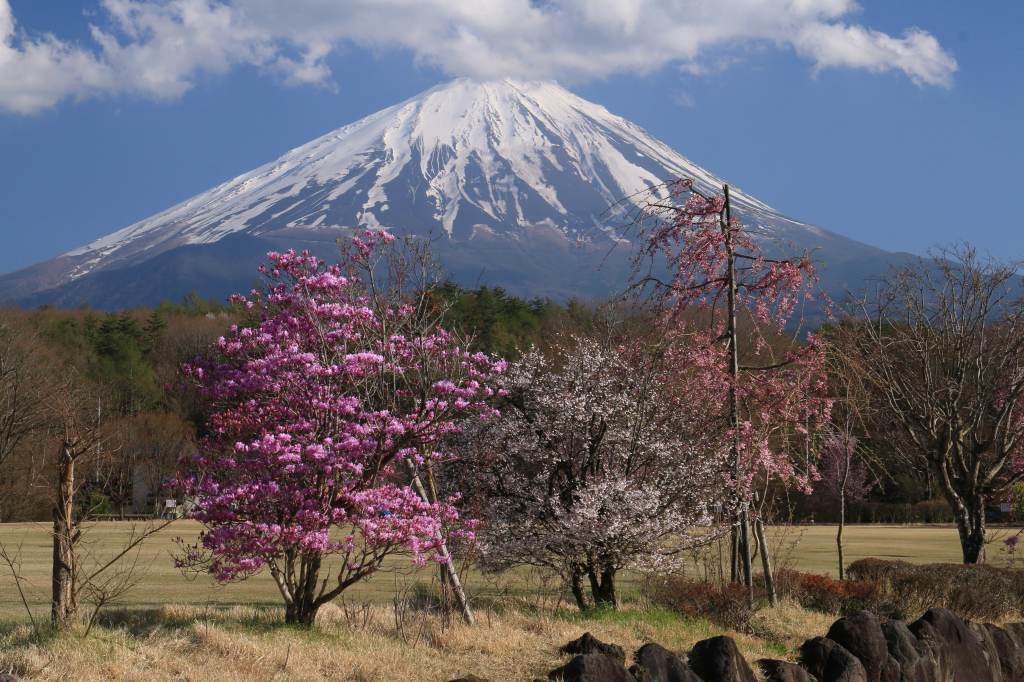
[
  {"xmin": 3, "ymin": 78, "xmax": 897, "ymax": 307},
  {"xmin": 60, "ymin": 80, "xmax": 802, "ymax": 276}
]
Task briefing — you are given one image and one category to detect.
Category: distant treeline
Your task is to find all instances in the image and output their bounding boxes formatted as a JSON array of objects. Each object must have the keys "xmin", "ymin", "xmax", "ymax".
[
  {"xmin": 0, "ymin": 284, "xmax": 604, "ymax": 521},
  {"xmin": 0, "ymin": 284, "xmax": 977, "ymax": 525}
]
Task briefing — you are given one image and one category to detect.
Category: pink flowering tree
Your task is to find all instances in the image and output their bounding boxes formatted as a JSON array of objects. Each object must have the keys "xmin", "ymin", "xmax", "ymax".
[
  {"xmin": 817, "ymin": 432, "xmax": 873, "ymax": 579},
  {"xmin": 456, "ymin": 332, "xmax": 730, "ymax": 610},
  {"xmin": 628, "ymin": 179, "xmax": 832, "ymax": 604},
  {"xmin": 175, "ymin": 231, "xmax": 505, "ymax": 625}
]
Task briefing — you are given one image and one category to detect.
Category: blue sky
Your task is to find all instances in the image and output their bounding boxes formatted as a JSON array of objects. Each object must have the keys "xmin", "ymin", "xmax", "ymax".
[{"xmin": 1, "ymin": 0, "xmax": 1021, "ymax": 275}]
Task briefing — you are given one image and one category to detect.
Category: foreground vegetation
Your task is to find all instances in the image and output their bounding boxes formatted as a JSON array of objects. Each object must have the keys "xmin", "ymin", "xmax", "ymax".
[{"xmin": 0, "ymin": 600, "xmax": 838, "ymax": 681}]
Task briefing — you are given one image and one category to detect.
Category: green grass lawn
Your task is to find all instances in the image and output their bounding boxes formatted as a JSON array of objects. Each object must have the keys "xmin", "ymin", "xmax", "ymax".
[{"xmin": 1, "ymin": 521, "xmax": 1020, "ymax": 621}]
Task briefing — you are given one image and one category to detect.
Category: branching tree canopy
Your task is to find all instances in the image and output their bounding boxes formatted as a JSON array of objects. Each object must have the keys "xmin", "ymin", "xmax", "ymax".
[
  {"xmin": 175, "ymin": 231, "xmax": 506, "ymax": 625},
  {"xmin": 832, "ymin": 245, "xmax": 1024, "ymax": 563},
  {"xmin": 458, "ymin": 332, "xmax": 729, "ymax": 610}
]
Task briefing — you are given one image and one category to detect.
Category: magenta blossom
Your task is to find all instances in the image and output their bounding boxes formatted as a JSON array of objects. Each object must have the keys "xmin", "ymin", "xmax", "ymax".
[{"xmin": 175, "ymin": 231, "xmax": 504, "ymax": 624}]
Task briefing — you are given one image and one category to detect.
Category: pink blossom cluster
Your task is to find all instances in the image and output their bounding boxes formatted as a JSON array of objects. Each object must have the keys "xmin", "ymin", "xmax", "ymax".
[
  {"xmin": 633, "ymin": 181, "xmax": 832, "ymax": 497},
  {"xmin": 176, "ymin": 232, "xmax": 504, "ymax": 586}
]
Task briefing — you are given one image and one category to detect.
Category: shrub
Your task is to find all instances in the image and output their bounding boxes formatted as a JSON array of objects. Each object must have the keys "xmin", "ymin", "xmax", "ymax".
[
  {"xmin": 845, "ymin": 558, "xmax": 912, "ymax": 584},
  {"xmin": 773, "ymin": 569, "xmax": 879, "ymax": 615},
  {"xmin": 644, "ymin": 577, "xmax": 756, "ymax": 632},
  {"xmin": 847, "ymin": 558, "xmax": 1024, "ymax": 621}
]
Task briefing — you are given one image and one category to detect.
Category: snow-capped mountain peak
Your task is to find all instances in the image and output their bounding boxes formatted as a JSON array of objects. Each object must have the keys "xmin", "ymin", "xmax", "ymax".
[
  {"xmin": 3, "ymin": 78, "xmax": 893, "ymax": 308},
  {"xmin": 62, "ymin": 78, "xmax": 786, "ymax": 278}
]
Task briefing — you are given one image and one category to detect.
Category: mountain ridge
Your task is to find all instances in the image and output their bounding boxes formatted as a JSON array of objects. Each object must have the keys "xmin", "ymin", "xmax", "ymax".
[{"xmin": 1, "ymin": 78, "xmax": 908, "ymax": 308}]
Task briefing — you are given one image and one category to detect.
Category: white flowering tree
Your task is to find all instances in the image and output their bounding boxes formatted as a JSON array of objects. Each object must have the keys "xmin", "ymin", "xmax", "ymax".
[{"xmin": 458, "ymin": 332, "xmax": 729, "ymax": 610}]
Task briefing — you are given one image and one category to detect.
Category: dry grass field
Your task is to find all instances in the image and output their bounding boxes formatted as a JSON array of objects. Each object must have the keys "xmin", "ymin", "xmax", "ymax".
[
  {"xmin": 1, "ymin": 521, "xmax": 1020, "ymax": 621},
  {"xmin": 0, "ymin": 600, "xmax": 833, "ymax": 681},
  {"xmin": 0, "ymin": 521, "xmax": 1020, "ymax": 680}
]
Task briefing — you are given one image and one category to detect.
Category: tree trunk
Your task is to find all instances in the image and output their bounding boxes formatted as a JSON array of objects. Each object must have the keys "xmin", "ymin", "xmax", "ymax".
[
  {"xmin": 837, "ymin": 492, "xmax": 846, "ymax": 580},
  {"xmin": 570, "ymin": 568, "xmax": 588, "ymax": 611},
  {"xmin": 954, "ymin": 495, "xmax": 986, "ymax": 564},
  {"xmin": 281, "ymin": 554, "xmax": 323, "ymax": 626},
  {"xmin": 739, "ymin": 509, "xmax": 754, "ymax": 604},
  {"xmin": 434, "ymin": 543, "xmax": 475, "ymax": 623},
  {"xmin": 590, "ymin": 565, "xmax": 617, "ymax": 608},
  {"xmin": 753, "ymin": 514, "xmax": 776, "ymax": 606},
  {"xmin": 729, "ymin": 524, "xmax": 739, "ymax": 583},
  {"xmin": 405, "ymin": 459, "xmax": 475, "ymax": 624},
  {"xmin": 51, "ymin": 442, "xmax": 77, "ymax": 630},
  {"xmin": 284, "ymin": 594, "xmax": 319, "ymax": 625},
  {"xmin": 722, "ymin": 184, "xmax": 755, "ymax": 606}
]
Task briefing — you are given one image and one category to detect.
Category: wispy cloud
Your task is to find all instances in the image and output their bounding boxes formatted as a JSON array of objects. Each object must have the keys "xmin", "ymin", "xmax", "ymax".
[{"xmin": 0, "ymin": 0, "xmax": 958, "ymax": 115}]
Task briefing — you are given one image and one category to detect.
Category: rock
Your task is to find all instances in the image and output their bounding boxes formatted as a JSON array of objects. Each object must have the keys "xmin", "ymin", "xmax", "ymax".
[
  {"xmin": 970, "ymin": 622, "xmax": 1005, "ymax": 682},
  {"xmin": 1003, "ymin": 622, "xmax": 1024, "ymax": 644},
  {"xmin": 880, "ymin": 620, "xmax": 938, "ymax": 682},
  {"xmin": 825, "ymin": 611, "xmax": 896, "ymax": 682},
  {"xmin": 756, "ymin": 659, "xmax": 815, "ymax": 682},
  {"xmin": 629, "ymin": 643, "xmax": 700, "ymax": 682},
  {"xmin": 979, "ymin": 623, "xmax": 1024, "ymax": 681},
  {"xmin": 995, "ymin": 622, "xmax": 1024, "ymax": 675},
  {"xmin": 799, "ymin": 636, "xmax": 868, "ymax": 682},
  {"xmin": 879, "ymin": 657, "xmax": 900, "ymax": 682},
  {"xmin": 0, "ymin": 675, "xmax": 18, "ymax": 682},
  {"xmin": 559, "ymin": 632, "xmax": 627, "ymax": 665},
  {"xmin": 910, "ymin": 608, "xmax": 994, "ymax": 682},
  {"xmin": 688, "ymin": 636, "xmax": 756, "ymax": 682},
  {"xmin": 548, "ymin": 653, "xmax": 634, "ymax": 682}
]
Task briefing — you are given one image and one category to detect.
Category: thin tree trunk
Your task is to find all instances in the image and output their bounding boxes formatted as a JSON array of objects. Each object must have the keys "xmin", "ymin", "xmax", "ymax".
[
  {"xmin": 739, "ymin": 509, "xmax": 753, "ymax": 602},
  {"xmin": 722, "ymin": 184, "xmax": 755, "ymax": 605},
  {"xmin": 51, "ymin": 442, "xmax": 77, "ymax": 630},
  {"xmin": 753, "ymin": 514, "xmax": 776, "ymax": 606},
  {"xmin": 837, "ymin": 491, "xmax": 846, "ymax": 580},
  {"xmin": 405, "ymin": 459, "xmax": 475, "ymax": 624},
  {"xmin": 729, "ymin": 524, "xmax": 739, "ymax": 583}
]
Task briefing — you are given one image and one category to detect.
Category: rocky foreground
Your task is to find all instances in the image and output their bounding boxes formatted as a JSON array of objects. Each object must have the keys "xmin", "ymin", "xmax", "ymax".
[{"xmin": 453, "ymin": 607, "xmax": 1024, "ymax": 681}]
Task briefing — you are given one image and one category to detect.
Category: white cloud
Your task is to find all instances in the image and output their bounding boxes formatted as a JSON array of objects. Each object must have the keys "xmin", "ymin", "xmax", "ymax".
[
  {"xmin": 0, "ymin": 0, "xmax": 113, "ymax": 113},
  {"xmin": 793, "ymin": 23, "xmax": 957, "ymax": 87},
  {"xmin": 0, "ymin": 0, "xmax": 958, "ymax": 115}
]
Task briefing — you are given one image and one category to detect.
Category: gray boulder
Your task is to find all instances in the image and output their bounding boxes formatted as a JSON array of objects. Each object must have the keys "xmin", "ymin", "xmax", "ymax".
[
  {"xmin": 800, "ymin": 636, "xmax": 868, "ymax": 682},
  {"xmin": 559, "ymin": 633, "xmax": 627, "ymax": 666},
  {"xmin": 629, "ymin": 643, "xmax": 700, "ymax": 682},
  {"xmin": 910, "ymin": 608, "xmax": 993, "ymax": 682},
  {"xmin": 826, "ymin": 611, "xmax": 898, "ymax": 682},
  {"xmin": 688, "ymin": 636, "xmax": 756, "ymax": 682},
  {"xmin": 757, "ymin": 659, "xmax": 816, "ymax": 681},
  {"xmin": 880, "ymin": 619, "xmax": 939, "ymax": 682},
  {"xmin": 548, "ymin": 653, "xmax": 634, "ymax": 682}
]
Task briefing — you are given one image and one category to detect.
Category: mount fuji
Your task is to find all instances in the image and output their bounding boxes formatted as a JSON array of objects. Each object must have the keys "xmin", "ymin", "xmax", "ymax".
[{"xmin": 1, "ymin": 78, "xmax": 907, "ymax": 308}]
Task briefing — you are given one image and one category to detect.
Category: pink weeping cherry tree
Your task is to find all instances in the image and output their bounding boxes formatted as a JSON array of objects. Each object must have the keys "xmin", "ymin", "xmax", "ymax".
[
  {"xmin": 175, "ymin": 230, "xmax": 505, "ymax": 625},
  {"xmin": 627, "ymin": 179, "xmax": 832, "ymax": 604}
]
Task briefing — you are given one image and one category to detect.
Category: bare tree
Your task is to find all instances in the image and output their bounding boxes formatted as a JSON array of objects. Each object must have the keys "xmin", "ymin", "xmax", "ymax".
[
  {"xmin": 49, "ymin": 377, "xmax": 108, "ymax": 629},
  {"xmin": 835, "ymin": 245, "xmax": 1024, "ymax": 563},
  {"xmin": 0, "ymin": 319, "xmax": 50, "ymax": 520},
  {"xmin": 46, "ymin": 368, "xmax": 175, "ymax": 630},
  {"xmin": 817, "ymin": 431, "xmax": 873, "ymax": 578}
]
